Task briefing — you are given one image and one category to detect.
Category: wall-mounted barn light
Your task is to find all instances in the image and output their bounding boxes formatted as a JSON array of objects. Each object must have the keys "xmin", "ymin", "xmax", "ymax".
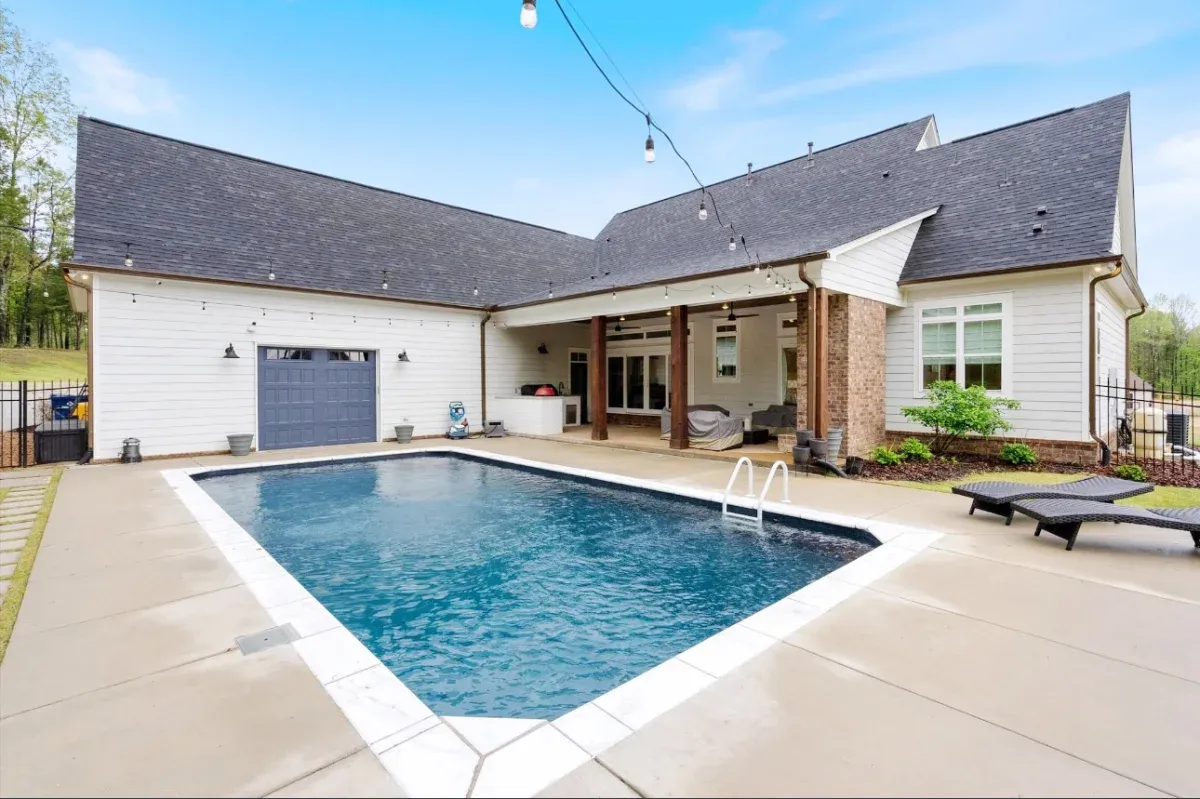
[
  {"xmin": 223, "ymin": 343, "xmax": 239, "ymax": 359},
  {"xmin": 537, "ymin": 343, "xmax": 549, "ymax": 355},
  {"xmin": 397, "ymin": 350, "xmax": 412, "ymax": 362}
]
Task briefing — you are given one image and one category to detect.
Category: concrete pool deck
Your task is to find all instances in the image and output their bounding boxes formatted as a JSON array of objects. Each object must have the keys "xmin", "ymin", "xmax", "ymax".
[{"xmin": 0, "ymin": 438, "xmax": 1197, "ymax": 797}]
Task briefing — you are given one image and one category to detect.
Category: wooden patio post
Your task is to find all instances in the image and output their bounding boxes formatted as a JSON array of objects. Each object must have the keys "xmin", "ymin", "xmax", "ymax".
[
  {"xmin": 809, "ymin": 287, "xmax": 829, "ymax": 438},
  {"xmin": 590, "ymin": 315, "xmax": 608, "ymax": 441},
  {"xmin": 670, "ymin": 305, "xmax": 689, "ymax": 449}
]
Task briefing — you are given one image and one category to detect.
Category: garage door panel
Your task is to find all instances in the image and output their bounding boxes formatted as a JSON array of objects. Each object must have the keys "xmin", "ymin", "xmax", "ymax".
[{"xmin": 258, "ymin": 348, "xmax": 376, "ymax": 450}]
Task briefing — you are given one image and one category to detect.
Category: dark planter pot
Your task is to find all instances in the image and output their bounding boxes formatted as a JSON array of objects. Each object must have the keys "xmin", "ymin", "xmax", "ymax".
[
  {"xmin": 844, "ymin": 455, "xmax": 866, "ymax": 476},
  {"xmin": 792, "ymin": 446, "xmax": 812, "ymax": 468},
  {"xmin": 797, "ymin": 429, "xmax": 814, "ymax": 447},
  {"xmin": 809, "ymin": 438, "xmax": 828, "ymax": 458},
  {"xmin": 827, "ymin": 428, "xmax": 844, "ymax": 462}
]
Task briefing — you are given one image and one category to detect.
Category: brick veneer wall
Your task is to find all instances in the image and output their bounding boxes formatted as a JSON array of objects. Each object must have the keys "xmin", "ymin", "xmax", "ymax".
[
  {"xmin": 885, "ymin": 432, "xmax": 1100, "ymax": 466},
  {"xmin": 607, "ymin": 412, "xmax": 660, "ymax": 428},
  {"xmin": 828, "ymin": 294, "xmax": 888, "ymax": 457},
  {"xmin": 794, "ymin": 293, "xmax": 809, "ymax": 431}
]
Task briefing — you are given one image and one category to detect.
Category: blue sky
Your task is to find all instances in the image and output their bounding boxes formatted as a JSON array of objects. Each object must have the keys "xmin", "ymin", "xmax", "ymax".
[{"xmin": 16, "ymin": 0, "xmax": 1200, "ymax": 299}]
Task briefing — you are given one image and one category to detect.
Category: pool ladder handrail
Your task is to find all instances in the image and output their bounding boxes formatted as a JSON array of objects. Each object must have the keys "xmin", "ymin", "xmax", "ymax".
[
  {"xmin": 721, "ymin": 456, "xmax": 757, "ymax": 523},
  {"xmin": 756, "ymin": 460, "xmax": 792, "ymax": 528}
]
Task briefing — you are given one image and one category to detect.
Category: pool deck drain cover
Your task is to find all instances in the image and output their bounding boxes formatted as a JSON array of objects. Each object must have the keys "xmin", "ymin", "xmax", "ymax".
[{"xmin": 236, "ymin": 624, "xmax": 299, "ymax": 655}]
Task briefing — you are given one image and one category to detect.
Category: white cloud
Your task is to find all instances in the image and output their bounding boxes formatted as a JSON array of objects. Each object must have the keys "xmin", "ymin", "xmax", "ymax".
[
  {"xmin": 1138, "ymin": 130, "xmax": 1200, "ymax": 290},
  {"xmin": 59, "ymin": 43, "xmax": 180, "ymax": 116},
  {"xmin": 667, "ymin": 29, "xmax": 784, "ymax": 113},
  {"xmin": 757, "ymin": 0, "xmax": 1196, "ymax": 104}
]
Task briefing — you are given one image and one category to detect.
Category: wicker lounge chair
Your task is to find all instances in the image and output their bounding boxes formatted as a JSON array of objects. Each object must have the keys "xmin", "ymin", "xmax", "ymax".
[
  {"xmin": 951, "ymin": 476, "xmax": 1153, "ymax": 524},
  {"xmin": 1011, "ymin": 498, "xmax": 1200, "ymax": 551}
]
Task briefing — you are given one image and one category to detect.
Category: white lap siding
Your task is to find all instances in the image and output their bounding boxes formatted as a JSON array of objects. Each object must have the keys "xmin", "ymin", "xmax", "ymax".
[
  {"xmin": 885, "ymin": 269, "xmax": 1090, "ymax": 442},
  {"xmin": 1094, "ymin": 281, "xmax": 1127, "ymax": 434},
  {"xmin": 484, "ymin": 323, "xmax": 590, "ymax": 399},
  {"xmin": 91, "ymin": 273, "xmax": 482, "ymax": 458}
]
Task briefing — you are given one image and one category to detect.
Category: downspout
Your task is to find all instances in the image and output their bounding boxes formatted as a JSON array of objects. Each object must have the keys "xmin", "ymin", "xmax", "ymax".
[
  {"xmin": 480, "ymin": 312, "xmax": 492, "ymax": 428},
  {"xmin": 62, "ymin": 268, "xmax": 94, "ymax": 463},
  {"xmin": 1124, "ymin": 302, "xmax": 1147, "ymax": 392},
  {"xmin": 1088, "ymin": 259, "xmax": 1123, "ymax": 465}
]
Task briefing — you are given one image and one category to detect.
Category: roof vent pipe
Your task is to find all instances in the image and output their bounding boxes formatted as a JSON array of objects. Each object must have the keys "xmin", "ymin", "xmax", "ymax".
[
  {"xmin": 806, "ymin": 142, "xmax": 814, "ymax": 166},
  {"xmin": 746, "ymin": 162, "xmax": 753, "ymax": 184}
]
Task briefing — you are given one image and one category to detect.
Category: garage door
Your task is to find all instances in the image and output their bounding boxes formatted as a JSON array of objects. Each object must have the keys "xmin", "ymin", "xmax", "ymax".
[{"xmin": 258, "ymin": 347, "xmax": 377, "ymax": 450}]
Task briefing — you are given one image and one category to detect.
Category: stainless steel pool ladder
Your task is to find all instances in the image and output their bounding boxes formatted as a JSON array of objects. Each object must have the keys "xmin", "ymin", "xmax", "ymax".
[
  {"xmin": 721, "ymin": 457, "xmax": 758, "ymax": 525},
  {"xmin": 722, "ymin": 458, "xmax": 791, "ymax": 529}
]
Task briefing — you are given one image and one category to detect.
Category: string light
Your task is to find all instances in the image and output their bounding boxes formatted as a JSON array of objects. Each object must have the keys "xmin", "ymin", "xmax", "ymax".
[
  {"xmin": 132, "ymin": 293, "xmax": 137, "ymax": 304},
  {"xmin": 754, "ymin": 263, "xmax": 761, "ymax": 274},
  {"xmin": 644, "ymin": 114, "xmax": 655, "ymax": 163},
  {"xmin": 611, "ymin": 290, "xmax": 616, "ymax": 300},
  {"xmin": 123, "ymin": 243, "xmax": 133, "ymax": 268},
  {"xmin": 698, "ymin": 199, "xmax": 707, "ymax": 221},
  {"xmin": 728, "ymin": 236, "xmax": 736, "ymax": 252},
  {"xmin": 261, "ymin": 307, "xmax": 266, "ymax": 317},
  {"xmin": 473, "ymin": 279, "xmax": 479, "ymax": 297},
  {"xmin": 201, "ymin": 301, "xmax": 206, "ymax": 311},
  {"xmin": 548, "ymin": 281, "xmax": 554, "ymax": 299},
  {"xmin": 664, "ymin": 286, "xmax": 669, "ymax": 298},
  {"xmin": 381, "ymin": 270, "xmax": 389, "ymax": 291},
  {"xmin": 520, "ymin": 0, "xmax": 537, "ymax": 28},
  {"xmin": 268, "ymin": 259, "xmax": 275, "ymax": 281}
]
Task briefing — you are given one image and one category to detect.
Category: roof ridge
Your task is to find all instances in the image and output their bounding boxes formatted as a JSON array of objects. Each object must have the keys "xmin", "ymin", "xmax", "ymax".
[
  {"xmin": 77, "ymin": 116, "xmax": 595, "ymax": 242},
  {"xmin": 942, "ymin": 92, "xmax": 1129, "ymax": 147},
  {"xmin": 607, "ymin": 115, "xmax": 934, "ymax": 218}
]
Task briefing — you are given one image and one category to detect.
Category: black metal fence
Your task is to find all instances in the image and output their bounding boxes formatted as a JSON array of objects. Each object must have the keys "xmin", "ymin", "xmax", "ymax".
[
  {"xmin": 0, "ymin": 380, "xmax": 88, "ymax": 468},
  {"xmin": 1095, "ymin": 376, "xmax": 1199, "ymax": 471}
]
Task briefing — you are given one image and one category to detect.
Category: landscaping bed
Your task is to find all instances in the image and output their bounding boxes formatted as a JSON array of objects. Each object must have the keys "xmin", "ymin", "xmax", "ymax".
[{"xmin": 858, "ymin": 453, "xmax": 1082, "ymax": 483}]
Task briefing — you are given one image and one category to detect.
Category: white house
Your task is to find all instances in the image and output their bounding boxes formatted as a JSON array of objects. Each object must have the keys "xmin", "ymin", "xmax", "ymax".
[{"xmin": 65, "ymin": 93, "xmax": 1144, "ymax": 464}]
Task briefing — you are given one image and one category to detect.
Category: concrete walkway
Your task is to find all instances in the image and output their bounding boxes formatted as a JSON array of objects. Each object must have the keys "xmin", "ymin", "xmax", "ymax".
[{"xmin": 0, "ymin": 439, "xmax": 1196, "ymax": 797}]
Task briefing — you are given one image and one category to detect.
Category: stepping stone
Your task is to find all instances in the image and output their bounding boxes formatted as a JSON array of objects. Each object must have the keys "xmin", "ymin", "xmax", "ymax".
[
  {"xmin": 0, "ymin": 563, "xmax": 14, "ymax": 578},
  {"xmin": 0, "ymin": 579, "xmax": 9, "ymax": 594},
  {"xmin": 1, "ymin": 503, "xmax": 40, "ymax": 514},
  {"xmin": 0, "ymin": 516, "xmax": 36, "ymax": 527},
  {"xmin": 0, "ymin": 539, "xmax": 25, "ymax": 551},
  {"xmin": 0, "ymin": 525, "xmax": 32, "ymax": 539},
  {"xmin": 0, "ymin": 550, "xmax": 19, "ymax": 565}
]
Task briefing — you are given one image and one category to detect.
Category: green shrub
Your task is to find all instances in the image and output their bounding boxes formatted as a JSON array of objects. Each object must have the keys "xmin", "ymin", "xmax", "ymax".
[
  {"xmin": 898, "ymin": 437, "xmax": 933, "ymax": 462},
  {"xmin": 1113, "ymin": 463, "xmax": 1148, "ymax": 482},
  {"xmin": 999, "ymin": 442, "xmax": 1038, "ymax": 465},
  {"xmin": 901, "ymin": 381, "xmax": 1021, "ymax": 456},
  {"xmin": 871, "ymin": 446, "xmax": 903, "ymax": 466}
]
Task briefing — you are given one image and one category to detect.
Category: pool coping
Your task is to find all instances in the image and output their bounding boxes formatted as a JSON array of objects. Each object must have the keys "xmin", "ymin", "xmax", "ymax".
[{"xmin": 162, "ymin": 446, "xmax": 942, "ymax": 798}]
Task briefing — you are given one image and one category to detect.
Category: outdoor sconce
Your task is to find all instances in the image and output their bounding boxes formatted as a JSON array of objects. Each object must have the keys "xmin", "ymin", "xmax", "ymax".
[
  {"xmin": 397, "ymin": 350, "xmax": 411, "ymax": 362},
  {"xmin": 223, "ymin": 343, "xmax": 239, "ymax": 359},
  {"xmin": 537, "ymin": 343, "xmax": 549, "ymax": 355}
]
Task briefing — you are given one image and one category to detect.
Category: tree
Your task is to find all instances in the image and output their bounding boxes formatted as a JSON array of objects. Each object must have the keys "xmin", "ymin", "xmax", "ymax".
[
  {"xmin": 0, "ymin": 5, "xmax": 78, "ymax": 348},
  {"xmin": 1129, "ymin": 292, "xmax": 1200, "ymax": 392},
  {"xmin": 900, "ymin": 381, "xmax": 1021, "ymax": 456}
]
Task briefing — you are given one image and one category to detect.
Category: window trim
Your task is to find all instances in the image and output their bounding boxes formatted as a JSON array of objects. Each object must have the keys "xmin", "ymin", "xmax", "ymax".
[
  {"xmin": 912, "ymin": 292, "xmax": 1012, "ymax": 398},
  {"xmin": 713, "ymin": 319, "xmax": 741, "ymax": 384},
  {"xmin": 777, "ymin": 311, "xmax": 798, "ymax": 338}
]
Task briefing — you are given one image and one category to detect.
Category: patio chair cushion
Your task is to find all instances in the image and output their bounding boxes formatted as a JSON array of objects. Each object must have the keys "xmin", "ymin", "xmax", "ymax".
[{"xmin": 750, "ymin": 404, "xmax": 796, "ymax": 432}]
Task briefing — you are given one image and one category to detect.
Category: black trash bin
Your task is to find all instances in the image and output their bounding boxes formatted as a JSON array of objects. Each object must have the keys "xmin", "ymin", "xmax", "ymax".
[{"xmin": 34, "ymin": 419, "xmax": 87, "ymax": 464}]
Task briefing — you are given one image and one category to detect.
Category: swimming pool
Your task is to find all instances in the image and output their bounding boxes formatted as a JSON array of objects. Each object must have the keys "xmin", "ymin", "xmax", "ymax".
[{"xmin": 198, "ymin": 453, "xmax": 873, "ymax": 719}]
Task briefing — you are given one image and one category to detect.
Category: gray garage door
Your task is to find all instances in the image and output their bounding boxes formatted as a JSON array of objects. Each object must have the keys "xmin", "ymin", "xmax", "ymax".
[{"xmin": 258, "ymin": 347, "xmax": 376, "ymax": 450}]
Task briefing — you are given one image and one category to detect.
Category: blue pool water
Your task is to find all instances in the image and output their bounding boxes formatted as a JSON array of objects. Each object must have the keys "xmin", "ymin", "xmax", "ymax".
[{"xmin": 198, "ymin": 454, "xmax": 872, "ymax": 719}]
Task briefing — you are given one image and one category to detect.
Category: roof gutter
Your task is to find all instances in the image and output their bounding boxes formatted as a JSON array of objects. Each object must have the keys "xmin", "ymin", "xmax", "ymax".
[
  {"xmin": 495, "ymin": 251, "xmax": 830, "ymax": 312},
  {"xmin": 61, "ymin": 260, "xmax": 491, "ymax": 314},
  {"xmin": 1089, "ymin": 260, "xmax": 1124, "ymax": 465},
  {"xmin": 898, "ymin": 255, "xmax": 1124, "ymax": 286}
]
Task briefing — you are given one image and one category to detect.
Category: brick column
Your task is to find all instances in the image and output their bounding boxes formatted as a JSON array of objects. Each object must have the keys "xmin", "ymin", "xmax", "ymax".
[
  {"xmin": 794, "ymin": 293, "xmax": 809, "ymax": 431},
  {"xmin": 827, "ymin": 294, "xmax": 887, "ymax": 456}
]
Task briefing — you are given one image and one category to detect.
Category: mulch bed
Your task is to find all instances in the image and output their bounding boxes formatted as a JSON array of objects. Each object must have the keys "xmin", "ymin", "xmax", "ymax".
[
  {"xmin": 858, "ymin": 453, "xmax": 1083, "ymax": 483},
  {"xmin": 859, "ymin": 450, "xmax": 1200, "ymax": 489}
]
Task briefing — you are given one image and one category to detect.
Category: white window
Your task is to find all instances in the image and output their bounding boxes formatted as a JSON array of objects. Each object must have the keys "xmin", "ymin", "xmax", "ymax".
[
  {"xmin": 606, "ymin": 353, "xmax": 670, "ymax": 412},
  {"xmin": 714, "ymin": 322, "xmax": 739, "ymax": 381},
  {"xmin": 915, "ymin": 296, "xmax": 1010, "ymax": 395}
]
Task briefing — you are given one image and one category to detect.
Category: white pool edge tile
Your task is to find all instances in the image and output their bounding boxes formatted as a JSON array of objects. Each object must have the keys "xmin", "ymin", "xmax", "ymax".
[{"xmin": 162, "ymin": 450, "xmax": 943, "ymax": 797}]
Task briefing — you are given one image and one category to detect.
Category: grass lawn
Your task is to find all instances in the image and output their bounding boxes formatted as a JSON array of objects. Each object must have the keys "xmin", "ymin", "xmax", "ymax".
[
  {"xmin": 0, "ymin": 348, "xmax": 87, "ymax": 381},
  {"xmin": 873, "ymin": 470, "xmax": 1200, "ymax": 509}
]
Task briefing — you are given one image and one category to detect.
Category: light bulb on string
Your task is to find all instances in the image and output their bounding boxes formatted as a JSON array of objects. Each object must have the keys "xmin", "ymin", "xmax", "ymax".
[
  {"xmin": 520, "ymin": 0, "xmax": 537, "ymax": 28},
  {"xmin": 123, "ymin": 243, "xmax": 133, "ymax": 268},
  {"xmin": 381, "ymin": 270, "xmax": 388, "ymax": 291},
  {"xmin": 711, "ymin": 287, "xmax": 715, "ymax": 298},
  {"xmin": 644, "ymin": 114, "xmax": 655, "ymax": 163},
  {"xmin": 548, "ymin": 281, "xmax": 554, "ymax": 299},
  {"xmin": 728, "ymin": 236, "xmax": 736, "ymax": 252},
  {"xmin": 664, "ymin": 286, "xmax": 669, "ymax": 298},
  {"xmin": 698, "ymin": 199, "xmax": 707, "ymax": 221},
  {"xmin": 473, "ymin": 279, "xmax": 479, "ymax": 297}
]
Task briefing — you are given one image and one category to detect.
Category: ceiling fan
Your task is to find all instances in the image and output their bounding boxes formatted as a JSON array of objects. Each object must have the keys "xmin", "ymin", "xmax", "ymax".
[
  {"xmin": 612, "ymin": 316, "xmax": 642, "ymax": 332},
  {"xmin": 721, "ymin": 304, "xmax": 760, "ymax": 322}
]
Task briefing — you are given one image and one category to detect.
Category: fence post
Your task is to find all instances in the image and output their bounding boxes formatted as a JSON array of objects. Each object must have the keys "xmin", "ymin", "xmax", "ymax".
[{"xmin": 17, "ymin": 379, "xmax": 28, "ymax": 468}]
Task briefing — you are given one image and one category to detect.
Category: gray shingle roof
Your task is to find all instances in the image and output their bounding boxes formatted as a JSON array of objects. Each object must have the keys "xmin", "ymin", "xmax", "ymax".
[
  {"xmin": 73, "ymin": 117, "xmax": 598, "ymax": 308},
  {"xmin": 72, "ymin": 93, "xmax": 1130, "ymax": 309}
]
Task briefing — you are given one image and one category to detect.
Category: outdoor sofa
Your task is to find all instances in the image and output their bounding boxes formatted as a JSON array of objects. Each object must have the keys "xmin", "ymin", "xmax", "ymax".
[
  {"xmin": 1011, "ymin": 498, "xmax": 1200, "ymax": 551},
  {"xmin": 951, "ymin": 475, "xmax": 1154, "ymax": 524}
]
